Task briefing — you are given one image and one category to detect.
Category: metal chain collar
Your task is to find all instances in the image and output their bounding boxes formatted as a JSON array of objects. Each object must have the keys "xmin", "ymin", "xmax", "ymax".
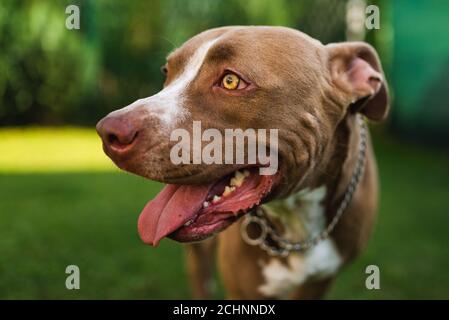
[{"xmin": 241, "ymin": 116, "xmax": 367, "ymax": 257}]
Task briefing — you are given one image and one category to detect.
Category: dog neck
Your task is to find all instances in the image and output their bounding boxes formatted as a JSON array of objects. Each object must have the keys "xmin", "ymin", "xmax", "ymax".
[{"xmin": 262, "ymin": 114, "xmax": 362, "ymax": 241}]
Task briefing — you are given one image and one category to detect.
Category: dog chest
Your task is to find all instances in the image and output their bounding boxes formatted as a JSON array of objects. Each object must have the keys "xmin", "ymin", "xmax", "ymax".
[{"xmin": 257, "ymin": 186, "xmax": 343, "ymax": 298}]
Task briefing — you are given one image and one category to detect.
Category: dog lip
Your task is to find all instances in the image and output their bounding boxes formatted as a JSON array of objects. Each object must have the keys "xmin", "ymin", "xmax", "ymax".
[
  {"xmin": 165, "ymin": 167, "xmax": 282, "ymax": 243},
  {"xmin": 103, "ymin": 135, "xmax": 160, "ymax": 168},
  {"xmin": 154, "ymin": 164, "xmax": 264, "ymax": 185},
  {"xmin": 102, "ymin": 133, "xmax": 139, "ymax": 157},
  {"xmin": 108, "ymin": 140, "xmax": 137, "ymax": 154},
  {"xmin": 168, "ymin": 215, "xmax": 238, "ymax": 243}
]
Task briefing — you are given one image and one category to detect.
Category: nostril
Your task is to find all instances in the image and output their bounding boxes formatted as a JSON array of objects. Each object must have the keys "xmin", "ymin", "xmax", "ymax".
[
  {"xmin": 97, "ymin": 115, "xmax": 140, "ymax": 152},
  {"xmin": 107, "ymin": 130, "xmax": 139, "ymax": 150},
  {"xmin": 107, "ymin": 133, "xmax": 119, "ymax": 145}
]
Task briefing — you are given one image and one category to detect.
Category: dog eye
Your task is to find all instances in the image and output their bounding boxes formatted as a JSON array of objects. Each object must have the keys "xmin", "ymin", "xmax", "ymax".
[
  {"xmin": 221, "ymin": 72, "xmax": 247, "ymax": 90},
  {"xmin": 160, "ymin": 65, "xmax": 168, "ymax": 75}
]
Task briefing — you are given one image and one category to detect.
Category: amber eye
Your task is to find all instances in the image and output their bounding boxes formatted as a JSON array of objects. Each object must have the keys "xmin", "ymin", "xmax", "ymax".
[
  {"xmin": 222, "ymin": 73, "xmax": 240, "ymax": 90},
  {"xmin": 160, "ymin": 65, "xmax": 168, "ymax": 75}
]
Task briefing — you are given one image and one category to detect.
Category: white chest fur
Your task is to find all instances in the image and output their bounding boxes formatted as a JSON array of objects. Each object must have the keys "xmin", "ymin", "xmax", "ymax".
[{"xmin": 258, "ymin": 186, "xmax": 342, "ymax": 298}]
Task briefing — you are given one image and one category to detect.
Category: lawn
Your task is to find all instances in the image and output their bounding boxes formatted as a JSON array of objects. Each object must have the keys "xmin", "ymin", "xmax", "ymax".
[{"xmin": 0, "ymin": 128, "xmax": 448, "ymax": 299}]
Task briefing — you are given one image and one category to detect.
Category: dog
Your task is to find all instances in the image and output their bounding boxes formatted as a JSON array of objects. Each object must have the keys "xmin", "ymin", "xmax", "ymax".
[{"xmin": 96, "ymin": 26, "xmax": 388, "ymax": 299}]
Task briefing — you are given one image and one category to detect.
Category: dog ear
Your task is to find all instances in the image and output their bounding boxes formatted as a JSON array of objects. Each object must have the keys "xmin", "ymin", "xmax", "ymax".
[{"xmin": 326, "ymin": 42, "xmax": 389, "ymax": 121}]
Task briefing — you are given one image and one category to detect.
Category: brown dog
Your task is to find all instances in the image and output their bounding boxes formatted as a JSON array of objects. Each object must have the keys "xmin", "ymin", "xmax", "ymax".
[{"xmin": 96, "ymin": 26, "xmax": 388, "ymax": 299}]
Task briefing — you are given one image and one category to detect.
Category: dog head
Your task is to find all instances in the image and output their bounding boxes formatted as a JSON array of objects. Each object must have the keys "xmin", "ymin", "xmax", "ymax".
[{"xmin": 96, "ymin": 26, "xmax": 388, "ymax": 246}]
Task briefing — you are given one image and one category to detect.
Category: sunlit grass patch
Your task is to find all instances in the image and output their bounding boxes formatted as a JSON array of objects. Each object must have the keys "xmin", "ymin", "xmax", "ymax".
[{"xmin": 0, "ymin": 127, "xmax": 116, "ymax": 173}]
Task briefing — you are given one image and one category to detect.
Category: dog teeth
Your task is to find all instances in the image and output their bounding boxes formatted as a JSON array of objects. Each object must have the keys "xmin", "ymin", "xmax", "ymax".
[
  {"xmin": 230, "ymin": 170, "xmax": 246, "ymax": 187},
  {"xmin": 206, "ymin": 170, "xmax": 251, "ymax": 206},
  {"xmin": 223, "ymin": 186, "xmax": 235, "ymax": 197},
  {"xmin": 223, "ymin": 186, "xmax": 231, "ymax": 197},
  {"xmin": 183, "ymin": 220, "xmax": 193, "ymax": 227},
  {"xmin": 235, "ymin": 170, "xmax": 245, "ymax": 180}
]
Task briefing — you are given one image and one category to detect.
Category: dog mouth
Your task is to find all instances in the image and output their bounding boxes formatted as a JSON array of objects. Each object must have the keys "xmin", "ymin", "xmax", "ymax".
[{"xmin": 137, "ymin": 167, "xmax": 281, "ymax": 246}]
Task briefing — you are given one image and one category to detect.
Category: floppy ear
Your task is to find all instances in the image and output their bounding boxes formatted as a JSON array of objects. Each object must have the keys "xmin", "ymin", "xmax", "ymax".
[{"xmin": 326, "ymin": 42, "xmax": 389, "ymax": 121}]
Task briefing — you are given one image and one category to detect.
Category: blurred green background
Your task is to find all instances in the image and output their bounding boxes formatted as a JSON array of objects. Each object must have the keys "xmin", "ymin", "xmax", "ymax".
[{"xmin": 0, "ymin": 0, "xmax": 448, "ymax": 299}]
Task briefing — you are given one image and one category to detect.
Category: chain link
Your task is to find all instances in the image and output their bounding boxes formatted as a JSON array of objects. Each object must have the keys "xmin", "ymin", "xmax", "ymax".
[{"xmin": 241, "ymin": 115, "xmax": 367, "ymax": 256}]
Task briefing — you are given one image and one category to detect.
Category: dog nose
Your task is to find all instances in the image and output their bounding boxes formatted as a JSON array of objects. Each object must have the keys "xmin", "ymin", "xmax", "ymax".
[{"xmin": 96, "ymin": 115, "xmax": 139, "ymax": 153}]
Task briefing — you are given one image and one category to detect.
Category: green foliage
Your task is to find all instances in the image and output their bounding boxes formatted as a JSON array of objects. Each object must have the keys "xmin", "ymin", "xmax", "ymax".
[
  {"xmin": 0, "ymin": 0, "xmax": 98, "ymax": 125},
  {"xmin": 0, "ymin": 0, "xmax": 348, "ymax": 126}
]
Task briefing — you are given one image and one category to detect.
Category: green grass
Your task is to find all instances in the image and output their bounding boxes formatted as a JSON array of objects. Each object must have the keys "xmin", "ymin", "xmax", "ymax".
[
  {"xmin": 0, "ymin": 172, "xmax": 191, "ymax": 299},
  {"xmin": 0, "ymin": 127, "xmax": 115, "ymax": 172},
  {"xmin": 328, "ymin": 135, "xmax": 449, "ymax": 299},
  {"xmin": 0, "ymin": 128, "xmax": 448, "ymax": 299}
]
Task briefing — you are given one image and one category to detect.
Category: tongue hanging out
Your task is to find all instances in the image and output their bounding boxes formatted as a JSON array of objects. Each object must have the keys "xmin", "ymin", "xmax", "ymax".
[{"xmin": 137, "ymin": 168, "xmax": 279, "ymax": 246}]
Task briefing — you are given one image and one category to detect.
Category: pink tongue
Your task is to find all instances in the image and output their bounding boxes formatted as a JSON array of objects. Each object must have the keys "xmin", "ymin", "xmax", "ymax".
[{"xmin": 137, "ymin": 184, "xmax": 211, "ymax": 246}]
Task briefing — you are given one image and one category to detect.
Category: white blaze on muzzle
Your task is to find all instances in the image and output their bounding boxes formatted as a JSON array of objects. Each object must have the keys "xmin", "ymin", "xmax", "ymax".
[{"xmin": 113, "ymin": 37, "xmax": 222, "ymax": 130}]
